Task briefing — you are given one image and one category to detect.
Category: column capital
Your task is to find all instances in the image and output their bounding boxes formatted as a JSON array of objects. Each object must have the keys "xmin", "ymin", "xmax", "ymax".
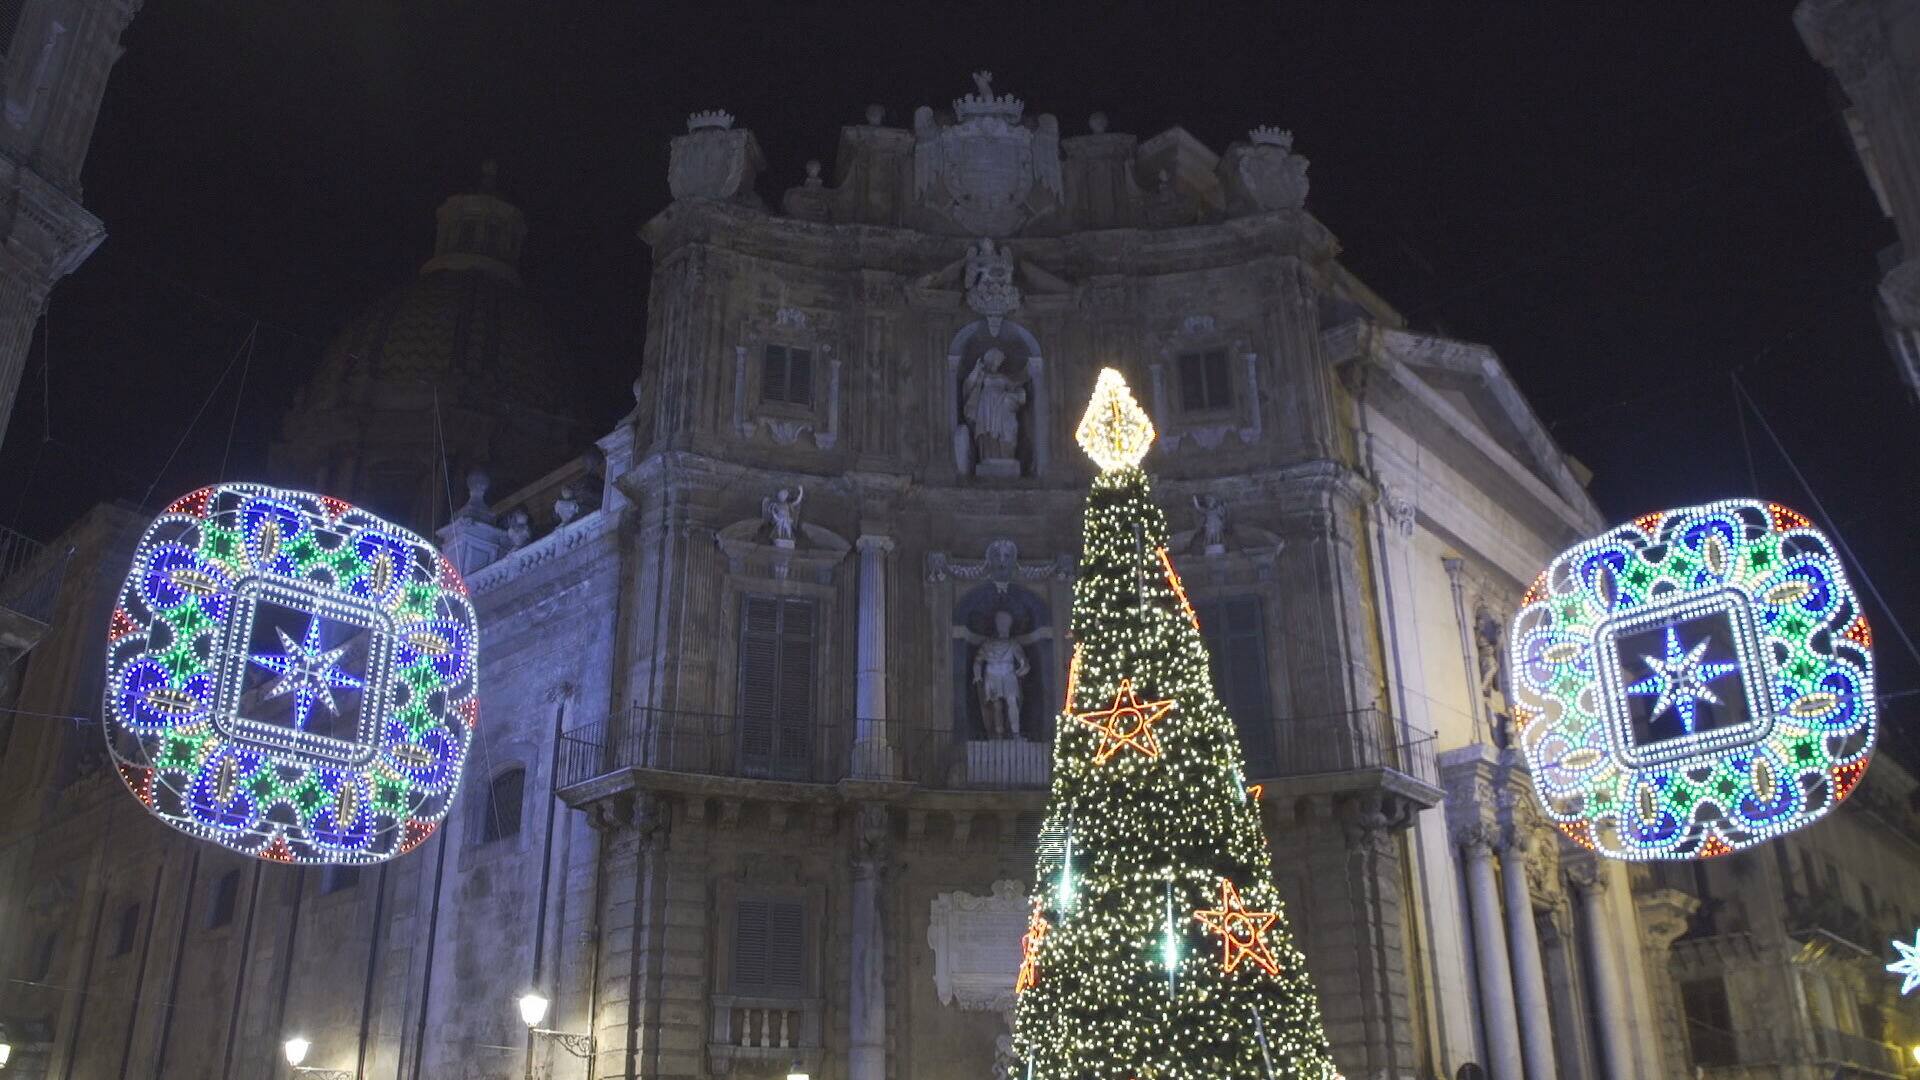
[
  {"xmin": 1634, "ymin": 887, "xmax": 1701, "ymax": 951},
  {"xmin": 853, "ymin": 802, "xmax": 890, "ymax": 875},
  {"xmin": 1565, "ymin": 858, "xmax": 1607, "ymax": 897},
  {"xmin": 856, "ymin": 533, "xmax": 896, "ymax": 556},
  {"xmin": 1452, "ymin": 820, "xmax": 1505, "ymax": 858}
]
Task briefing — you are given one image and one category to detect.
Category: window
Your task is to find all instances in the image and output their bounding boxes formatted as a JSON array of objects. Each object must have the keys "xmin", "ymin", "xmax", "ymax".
[
  {"xmin": 30, "ymin": 931, "xmax": 57, "ymax": 981},
  {"xmin": 732, "ymin": 898, "xmax": 804, "ymax": 996},
  {"xmin": 761, "ymin": 344, "xmax": 813, "ymax": 407},
  {"xmin": 1681, "ymin": 978, "xmax": 1736, "ymax": 1066},
  {"xmin": 112, "ymin": 903, "xmax": 140, "ymax": 957},
  {"xmin": 737, "ymin": 597, "xmax": 816, "ymax": 779},
  {"xmin": 320, "ymin": 865, "xmax": 361, "ymax": 895},
  {"xmin": 1195, "ymin": 596, "xmax": 1276, "ymax": 774},
  {"xmin": 481, "ymin": 767, "xmax": 525, "ymax": 843},
  {"xmin": 1176, "ymin": 349, "xmax": 1232, "ymax": 413},
  {"xmin": 206, "ymin": 869, "xmax": 241, "ymax": 929}
]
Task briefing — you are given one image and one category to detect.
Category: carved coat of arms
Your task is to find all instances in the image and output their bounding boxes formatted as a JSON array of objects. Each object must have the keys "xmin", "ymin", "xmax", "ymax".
[{"xmin": 912, "ymin": 72, "xmax": 1063, "ymax": 236}]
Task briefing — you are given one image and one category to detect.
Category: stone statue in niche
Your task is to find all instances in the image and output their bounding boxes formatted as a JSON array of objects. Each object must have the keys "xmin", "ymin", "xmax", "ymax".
[
  {"xmin": 962, "ymin": 347, "xmax": 1027, "ymax": 479},
  {"xmin": 970, "ymin": 611, "xmax": 1032, "ymax": 739},
  {"xmin": 1193, "ymin": 494, "xmax": 1228, "ymax": 555},
  {"xmin": 1474, "ymin": 605, "xmax": 1512, "ymax": 745},
  {"xmin": 762, "ymin": 485, "xmax": 805, "ymax": 548},
  {"xmin": 505, "ymin": 508, "xmax": 532, "ymax": 551}
]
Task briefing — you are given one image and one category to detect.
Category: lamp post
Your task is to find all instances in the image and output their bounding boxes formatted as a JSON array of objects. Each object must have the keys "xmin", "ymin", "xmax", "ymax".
[
  {"xmin": 282, "ymin": 1036, "xmax": 352, "ymax": 1079},
  {"xmin": 787, "ymin": 1057, "xmax": 810, "ymax": 1080},
  {"xmin": 517, "ymin": 991, "xmax": 592, "ymax": 1058},
  {"xmin": 0, "ymin": 1037, "xmax": 11, "ymax": 1069}
]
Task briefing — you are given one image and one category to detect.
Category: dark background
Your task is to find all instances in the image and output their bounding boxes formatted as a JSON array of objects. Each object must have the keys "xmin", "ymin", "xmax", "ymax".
[{"xmin": 3, "ymin": 4, "xmax": 1915, "ymax": 735}]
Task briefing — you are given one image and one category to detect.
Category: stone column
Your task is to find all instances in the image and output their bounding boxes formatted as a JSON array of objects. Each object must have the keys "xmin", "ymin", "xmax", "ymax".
[
  {"xmin": 853, "ymin": 535, "xmax": 894, "ymax": 778},
  {"xmin": 1459, "ymin": 824, "xmax": 1525, "ymax": 1080},
  {"xmin": 1635, "ymin": 885, "xmax": 1702, "ymax": 1080},
  {"xmin": 1569, "ymin": 863, "xmax": 1634, "ymax": 1080},
  {"xmin": 1499, "ymin": 835, "xmax": 1557, "ymax": 1080},
  {"xmin": 849, "ymin": 804, "xmax": 889, "ymax": 1080}
]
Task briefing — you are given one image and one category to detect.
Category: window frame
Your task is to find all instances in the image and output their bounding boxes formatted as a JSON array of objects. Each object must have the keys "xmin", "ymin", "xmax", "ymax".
[
  {"xmin": 1193, "ymin": 593, "xmax": 1278, "ymax": 775},
  {"xmin": 205, "ymin": 869, "xmax": 242, "ymax": 930},
  {"xmin": 479, "ymin": 765, "xmax": 527, "ymax": 844},
  {"xmin": 759, "ymin": 343, "xmax": 816, "ymax": 409},
  {"xmin": 729, "ymin": 894, "xmax": 808, "ymax": 998},
  {"xmin": 736, "ymin": 594, "xmax": 819, "ymax": 780},
  {"xmin": 111, "ymin": 902, "xmax": 140, "ymax": 957},
  {"xmin": 1175, "ymin": 347, "xmax": 1234, "ymax": 414}
]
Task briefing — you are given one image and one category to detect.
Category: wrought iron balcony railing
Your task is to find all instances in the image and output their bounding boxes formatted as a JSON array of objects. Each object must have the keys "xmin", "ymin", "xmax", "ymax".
[{"xmin": 557, "ymin": 706, "xmax": 1435, "ymax": 795}]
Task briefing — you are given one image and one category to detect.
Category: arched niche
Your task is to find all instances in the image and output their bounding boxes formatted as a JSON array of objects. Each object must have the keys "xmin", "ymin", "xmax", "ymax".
[
  {"xmin": 949, "ymin": 582, "xmax": 1054, "ymax": 741},
  {"xmin": 946, "ymin": 318, "xmax": 1050, "ymax": 481}
]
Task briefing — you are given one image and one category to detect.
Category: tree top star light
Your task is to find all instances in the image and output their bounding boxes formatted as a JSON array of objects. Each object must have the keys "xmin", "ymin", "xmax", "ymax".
[
  {"xmin": 1075, "ymin": 367, "xmax": 1154, "ymax": 472},
  {"xmin": 104, "ymin": 483, "xmax": 480, "ymax": 864},
  {"xmin": 1508, "ymin": 499, "xmax": 1875, "ymax": 860}
]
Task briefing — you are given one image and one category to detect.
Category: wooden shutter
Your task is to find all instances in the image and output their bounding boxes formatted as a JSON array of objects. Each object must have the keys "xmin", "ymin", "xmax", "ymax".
[
  {"xmin": 484, "ymin": 768, "xmax": 524, "ymax": 842},
  {"xmin": 762, "ymin": 345, "xmax": 789, "ymax": 404},
  {"xmin": 1197, "ymin": 596, "xmax": 1275, "ymax": 772},
  {"xmin": 1177, "ymin": 352, "xmax": 1207, "ymax": 412},
  {"xmin": 734, "ymin": 898, "xmax": 805, "ymax": 996},
  {"xmin": 767, "ymin": 900, "xmax": 804, "ymax": 992},
  {"xmin": 739, "ymin": 597, "xmax": 816, "ymax": 777},
  {"xmin": 733, "ymin": 899, "xmax": 769, "ymax": 990},
  {"xmin": 787, "ymin": 348, "xmax": 813, "ymax": 406}
]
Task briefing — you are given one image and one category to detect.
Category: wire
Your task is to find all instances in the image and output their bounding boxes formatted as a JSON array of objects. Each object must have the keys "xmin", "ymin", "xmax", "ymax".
[
  {"xmin": 1733, "ymin": 372, "xmax": 1920, "ymax": 673},
  {"xmin": 217, "ymin": 321, "xmax": 259, "ymax": 481},
  {"xmin": 137, "ymin": 324, "xmax": 258, "ymax": 511}
]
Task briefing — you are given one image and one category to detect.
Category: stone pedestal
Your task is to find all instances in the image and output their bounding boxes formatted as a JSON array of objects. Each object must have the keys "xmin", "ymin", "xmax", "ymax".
[{"xmin": 973, "ymin": 458, "xmax": 1020, "ymax": 480}]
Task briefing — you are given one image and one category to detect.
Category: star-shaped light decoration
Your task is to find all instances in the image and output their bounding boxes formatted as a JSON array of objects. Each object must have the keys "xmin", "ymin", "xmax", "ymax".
[
  {"xmin": 1889, "ymin": 931, "xmax": 1920, "ymax": 995},
  {"xmin": 249, "ymin": 617, "xmax": 364, "ymax": 730},
  {"xmin": 1075, "ymin": 368, "xmax": 1155, "ymax": 472},
  {"xmin": 1193, "ymin": 878, "xmax": 1282, "ymax": 975},
  {"xmin": 1626, "ymin": 626, "xmax": 1739, "ymax": 734},
  {"xmin": 1074, "ymin": 677, "xmax": 1174, "ymax": 764},
  {"xmin": 1015, "ymin": 900, "xmax": 1048, "ymax": 993}
]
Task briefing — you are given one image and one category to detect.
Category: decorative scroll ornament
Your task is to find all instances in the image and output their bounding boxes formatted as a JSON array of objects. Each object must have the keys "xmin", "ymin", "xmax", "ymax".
[
  {"xmin": 1509, "ymin": 500, "xmax": 1875, "ymax": 860},
  {"xmin": 105, "ymin": 483, "xmax": 480, "ymax": 864},
  {"xmin": 1076, "ymin": 368, "xmax": 1155, "ymax": 472}
]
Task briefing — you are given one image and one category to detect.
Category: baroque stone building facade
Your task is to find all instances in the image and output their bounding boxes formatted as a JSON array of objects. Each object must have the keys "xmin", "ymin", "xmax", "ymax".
[{"xmin": 2, "ymin": 72, "xmax": 1918, "ymax": 1080}]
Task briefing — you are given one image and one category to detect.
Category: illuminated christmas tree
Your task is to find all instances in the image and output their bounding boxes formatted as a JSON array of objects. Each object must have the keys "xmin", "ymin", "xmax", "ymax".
[{"xmin": 1012, "ymin": 370, "xmax": 1337, "ymax": 1080}]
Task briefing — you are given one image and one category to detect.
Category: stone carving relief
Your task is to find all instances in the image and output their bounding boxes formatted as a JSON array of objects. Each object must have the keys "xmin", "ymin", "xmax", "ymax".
[
  {"xmin": 961, "ymin": 345, "xmax": 1028, "ymax": 478},
  {"xmin": 926, "ymin": 539, "xmax": 1074, "ymax": 591},
  {"xmin": 1192, "ymin": 494, "xmax": 1228, "ymax": 555},
  {"xmin": 668, "ymin": 109, "xmax": 764, "ymax": 203},
  {"xmin": 1376, "ymin": 480, "xmax": 1416, "ymax": 538},
  {"xmin": 761, "ymin": 485, "xmax": 805, "ymax": 548},
  {"xmin": 1473, "ymin": 603, "xmax": 1513, "ymax": 747},
  {"xmin": 927, "ymin": 880, "xmax": 1029, "ymax": 1011},
  {"xmin": 964, "ymin": 237, "xmax": 1021, "ymax": 334},
  {"xmin": 911, "ymin": 72, "xmax": 1063, "ymax": 236},
  {"xmin": 1219, "ymin": 125, "xmax": 1311, "ymax": 215}
]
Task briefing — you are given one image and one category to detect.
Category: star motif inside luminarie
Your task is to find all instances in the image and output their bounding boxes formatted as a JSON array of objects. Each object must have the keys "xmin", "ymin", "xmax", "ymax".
[
  {"xmin": 1889, "ymin": 931, "xmax": 1920, "ymax": 995},
  {"xmin": 1626, "ymin": 626, "xmax": 1739, "ymax": 734},
  {"xmin": 1193, "ymin": 878, "xmax": 1282, "ymax": 975},
  {"xmin": 249, "ymin": 617, "xmax": 363, "ymax": 730},
  {"xmin": 1074, "ymin": 677, "xmax": 1174, "ymax": 764}
]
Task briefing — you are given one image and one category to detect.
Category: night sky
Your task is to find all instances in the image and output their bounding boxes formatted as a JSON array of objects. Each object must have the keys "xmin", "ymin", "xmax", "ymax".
[{"xmin": 4, "ymin": 5, "xmax": 1915, "ymax": 734}]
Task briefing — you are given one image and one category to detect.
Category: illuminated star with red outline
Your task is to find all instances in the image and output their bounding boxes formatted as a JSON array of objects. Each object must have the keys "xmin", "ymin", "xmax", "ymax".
[
  {"xmin": 1193, "ymin": 878, "xmax": 1282, "ymax": 975},
  {"xmin": 1074, "ymin": 678, "xmax": 1174, "ymax": 764}
]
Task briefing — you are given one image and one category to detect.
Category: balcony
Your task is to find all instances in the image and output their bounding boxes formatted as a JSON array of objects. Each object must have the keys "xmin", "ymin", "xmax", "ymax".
[
  {"xmin": 0, "ymin": 525, "xmax": 67, "ymax": 653},
  {"xmin": 1813, "ymin": 1026, "xmax": 1904, "ymax": 1077},
  {"xmin": 557, "ymin": 706, "xmax": 1438, "ymax": 806},
  {"xmin": 708, "ymin": 995, "xmax": 822, "ymax": 1074}
]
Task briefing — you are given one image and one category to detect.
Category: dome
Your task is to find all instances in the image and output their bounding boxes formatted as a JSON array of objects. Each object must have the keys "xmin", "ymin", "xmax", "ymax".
[{"xmin": 273, "ymin": 166, "xmax": 587, "ymax": 527}]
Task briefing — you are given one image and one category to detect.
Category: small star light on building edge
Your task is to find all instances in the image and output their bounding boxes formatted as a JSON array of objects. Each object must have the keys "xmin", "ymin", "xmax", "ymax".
[
  {"xmin": 1889, "ymin": 931, "xmax": 1920, "ymax": 995},
  {"xmin": 1076, "ymin": 368, "xmax": 1154, "ymax": 472}
]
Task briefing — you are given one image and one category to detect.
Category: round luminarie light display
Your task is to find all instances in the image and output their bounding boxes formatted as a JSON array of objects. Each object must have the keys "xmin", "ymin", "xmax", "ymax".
[
  {"xmin": 1509, "ymin": 499, "xmax": 1875, "ymax": 860},
  {"xmin": 104, "ymin": 483, "xmax": 479, "ymax": 864}
]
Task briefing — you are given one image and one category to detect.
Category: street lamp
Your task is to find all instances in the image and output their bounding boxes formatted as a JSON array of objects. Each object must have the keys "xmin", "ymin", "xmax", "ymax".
[
  {"xmin": 516, "ymin": 990, "xmax": 591, "ymax": 1058},
  {"xmin": 0, "ymin": 1038, "xmax": 11, "ymax": 1069},
  {"xmin": 787, "ymin": 1057, "xmax": 809, "ymax": 1080},
  {"xmin": 282, "ymin": 1036, "xmax": 352, "ymax": 1079}
]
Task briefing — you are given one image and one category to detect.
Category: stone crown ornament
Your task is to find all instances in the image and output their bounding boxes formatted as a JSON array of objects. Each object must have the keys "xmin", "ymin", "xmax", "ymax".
[
  {"xmin": 687, "ymin": 109, "xmax": 735, "ymax": 132},
  {"xmin": 1076, "ymin": 368, "xmax": 1155, "ymax": 472},
  {"xmin": 103, "ymin": 483, "xmax": 480, "ymax": 864}
]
